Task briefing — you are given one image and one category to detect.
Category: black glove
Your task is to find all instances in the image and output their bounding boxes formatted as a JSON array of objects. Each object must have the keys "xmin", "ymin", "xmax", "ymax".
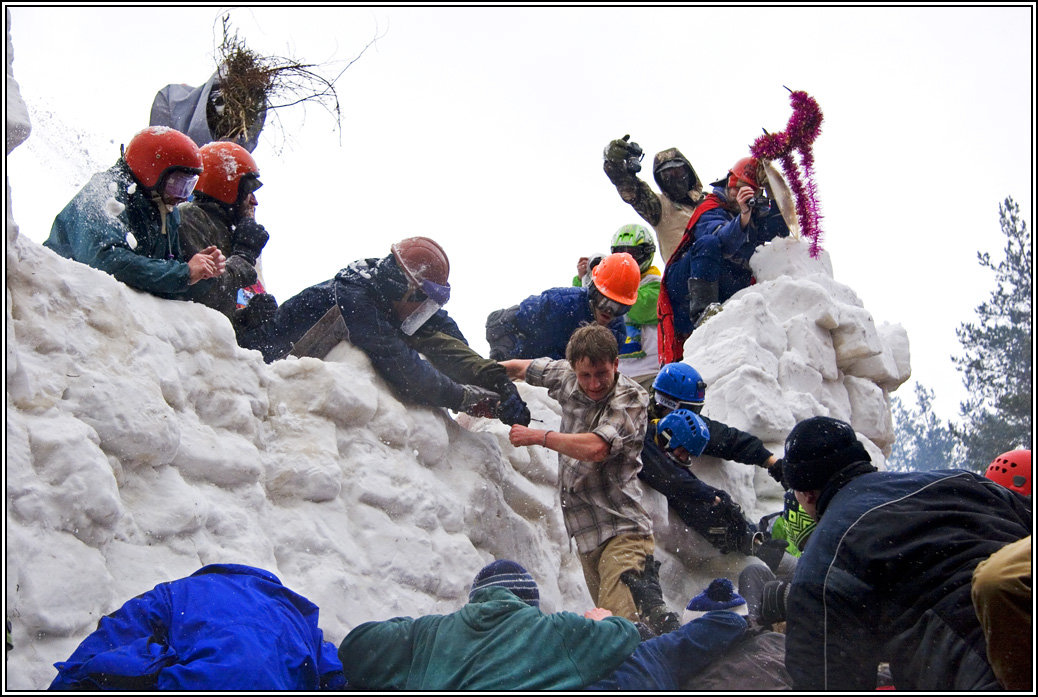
[
  {"xmin": 767, "ymin": 457, "xmax": 786, "ymax": 486},
  {"xmin": 234, "ymin": 292, "xmax": 278, "ymax": 331},
  {"xmin": 497, "ymin": 390, "xmax": 531, "ymax": 426},
  {"xmin": 231, "ymin": 218, "xmax": 270, "ymax": 266},
  {"xmin": 458, "ymin": 385, "xmax": 501, "ymax": 419}
]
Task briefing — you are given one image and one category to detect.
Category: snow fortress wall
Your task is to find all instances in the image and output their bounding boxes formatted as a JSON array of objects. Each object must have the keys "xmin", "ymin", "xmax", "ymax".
[{"xmin": 4, "ymin": 13, "xmax": 908, "ymax": 689}]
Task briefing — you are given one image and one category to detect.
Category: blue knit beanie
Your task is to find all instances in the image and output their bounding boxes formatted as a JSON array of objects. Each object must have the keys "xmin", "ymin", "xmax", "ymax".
[
  {"xmin": 682, "ymin": 578, "xmax": 747, "ymax": 623},
  {"xmin": 469, "ymin": 560, "xmax": 540, "ymax": 608}
]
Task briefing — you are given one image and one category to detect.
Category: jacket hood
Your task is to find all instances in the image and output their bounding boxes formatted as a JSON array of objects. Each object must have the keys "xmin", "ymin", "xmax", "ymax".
[
  {"xmin": 459, "ymin": 586, "xmax": 539, "ymax": 631},
  {"xmin": 652, "ymin": 147, "xmax": 702, "ymax": 194}
]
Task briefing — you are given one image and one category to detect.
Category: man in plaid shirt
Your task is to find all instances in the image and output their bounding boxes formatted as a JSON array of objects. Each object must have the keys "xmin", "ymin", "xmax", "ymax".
[{"xmin": 503, "ymin": 324, "xmax": 675, "ymax": 632}]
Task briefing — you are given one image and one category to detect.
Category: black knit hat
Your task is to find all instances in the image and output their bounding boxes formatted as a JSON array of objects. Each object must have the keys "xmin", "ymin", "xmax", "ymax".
[
  {"xmin": 469, "ymin": 560, "xmax": 540, "ymax": 608},
  {"xmin": 783, "ymin": 416, "xmax": 871, "ymax": 491}
]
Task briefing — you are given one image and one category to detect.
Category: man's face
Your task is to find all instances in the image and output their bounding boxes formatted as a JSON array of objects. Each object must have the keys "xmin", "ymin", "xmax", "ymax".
[
  {"xmin": 795, "ymin": 489, "xmax": 819, "ymax": 521},
  {"xmin": 574, "ymin": 357, "xmax": 618, "ymax": 401},
  {"xmin": 237, "ymin": 191, "xmax": 258, "ymax": 220},
  {"xmin": 658, "ymin": 164, "xmax": 692, "ymax": 198}
]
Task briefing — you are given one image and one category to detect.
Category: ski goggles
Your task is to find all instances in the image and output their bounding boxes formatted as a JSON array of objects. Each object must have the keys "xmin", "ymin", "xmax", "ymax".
[
  {"xmin": 162, "ymin": 170, "xmax": 199, "ymax": 202},
  {"xmin": 589, "ymin": 291, "xmax": 631, "ymax": 319},
  {"xmin": 402, "ymin": 277, "xmax": 451, "ymax": 306},
  {"xmin": 654, "ymin": 390, "xmax": 705, "ymax": 414}
]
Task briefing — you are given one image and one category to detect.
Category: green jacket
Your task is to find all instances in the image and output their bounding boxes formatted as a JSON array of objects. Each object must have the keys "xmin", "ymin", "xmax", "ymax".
[
  {"xmin": 338, "ymin": 586, "xmax": 640, "ymax": 690},
  {"xmin": 44, "ymin": 160, "xmax": 192, "ymax": 298}
]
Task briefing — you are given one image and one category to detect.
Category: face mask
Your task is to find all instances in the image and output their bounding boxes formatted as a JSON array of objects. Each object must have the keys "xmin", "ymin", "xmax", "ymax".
[{"xmin": 399, "ymin": 298, "xmax": 443, "ymax": 336}]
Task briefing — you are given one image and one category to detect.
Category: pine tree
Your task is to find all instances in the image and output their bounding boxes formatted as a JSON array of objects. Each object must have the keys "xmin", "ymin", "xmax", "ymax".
[
  {"xmin": 952, "ymin": 197, "xmax": 1033, "ymax": 471},
  {"xmin": 888, "ymin": 383, "xmax": 962, "ymax": 471}
]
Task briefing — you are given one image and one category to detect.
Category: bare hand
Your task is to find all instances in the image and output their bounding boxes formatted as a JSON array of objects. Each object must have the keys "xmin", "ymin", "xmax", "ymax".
[
  {"xmin": 576, "ymin": 256, "xmax": 590, "ymax": 277},
  {"xmin": 509, "ymin": 424, "xmax": 541, "ymax": 447},
  {"xmin": 736, "ymin": 186, "xmax": 756, "ymax": 215},
  {"xmin": 187, "ymin": 246, "xmax": 226, "ymax": 285},
  {"xmin": 584, "ymin": 607, "xmax": 613, "ymax": 621}
]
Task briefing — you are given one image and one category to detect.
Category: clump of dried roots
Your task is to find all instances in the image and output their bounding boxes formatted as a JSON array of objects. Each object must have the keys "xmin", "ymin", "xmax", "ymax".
[{"xmin": 211, "ymin": 14, "xmax": 376, "ymax": 143}]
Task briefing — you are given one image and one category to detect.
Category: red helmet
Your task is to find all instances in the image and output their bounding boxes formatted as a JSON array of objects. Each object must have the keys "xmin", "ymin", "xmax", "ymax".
[
  {"xmin": 984, "ymin": 449, "xmax": 1031, "ymax": 496},
  {"xmin": 391, "ymin": 237, "xmax": 450, "ymax": 287},
  {"xmin": 195, "ymin": 142, "xmax": 261, "ymax": 205},
  {"xmin": 591, "ymin": 252, "xmax": 640, "ymax": 305},
  {"xmin": 727, "ymin": 156, "xmax": 761, "ymax": 190},
  {"xmin": 122, "ymin": 127, "xmax": 202, "ymax": 189}
]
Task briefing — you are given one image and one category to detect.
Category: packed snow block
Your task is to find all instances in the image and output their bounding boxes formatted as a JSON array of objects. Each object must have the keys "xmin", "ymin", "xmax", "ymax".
[
  {"xmin": 778, "ymin": 350, "xmax": 824, "ymax": 395},
  {"xmin": 121, "ymin": 466, "xmax": 208, "ymax": 540},
  {"xmin": 406, "ymin": 409, "xmax": 452, "ymax": 468},
  {"xmin": 844, "ymin": 375, "xmax": 895, "ymax": 451},
  {"xmin": 706, "ymin": 365, "xmax": 795, "ymax": 442},
  {"xmin": 5, "ymin": 9, "xmax": 31, "ymax": 155},
  {"xmin": 817, "ymin": 378, "xmax": 853, "ymax": 423},
  {"xmin": 7, "ymin": 525, "xmax": 116, "ymax": 638},
  {"xmin": 170, "ymin": 420, "xmax": 263, "ymax": 487},
  {"xmin": 785, "ymin": 389, "xmax": 832, "ymax": 425},
  {"xmin": 62, "ymin": 371, "xmax": 181, "ymax": 469},
  {"xmin": 846, "ymin": 321, "xmax": 911, "ymax": 391},
  {"xmin": 756, "ymin": 276, "xmax": 840, "ymax": 330},
  {"xmin": 831, "ymin": 304, "xmax": 884, "ymax": 367},
  {"xmin": 782, "ymin": 315, "xmax": 838, "ymax": 381},
  {"xmin": 270, "ymin": 352, "xmax": 379, "ymax": 428},
  {"xmin": 684, "ymin": 333, "xmax": 780, "ymax": 385},
  {"xmin": 749, "ymin": 236, "xmax": 834, "ymax": 282},
  {"xmin": 685, "ymin": 291, "xmax": 787, "ymax": 360},
  {"xmin": 21, "ymin": 412, "xmax": 123, "ymax": 544}
]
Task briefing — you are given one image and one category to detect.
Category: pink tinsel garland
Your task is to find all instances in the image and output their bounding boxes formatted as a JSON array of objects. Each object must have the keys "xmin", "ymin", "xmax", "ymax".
[{"xmin": 751, "ymin": 90, "xmax": 825, "ymax": 257}]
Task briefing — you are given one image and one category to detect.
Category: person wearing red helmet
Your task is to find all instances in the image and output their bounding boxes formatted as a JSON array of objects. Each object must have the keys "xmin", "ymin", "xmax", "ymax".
[
  {"xmin": 178, "ymin": 142, "xmax": 274, "ymax": 337},
  {"xmin": 486, "ymin": 252, "xmax": 640, "ymax": 362},
  {"xmin": 243, "ymin": 237, "xmax": 531, "ymax": 427},
  {"xmin": 44, "ymin": 126, "xmax": 225, "ymax": 297},
  {"xmin": 972, "ymin": 449, "xmax": 1031, "ymax": 691},
  {"xmin": 658, "ymin": 156, "xmax": 790, "ymax": 364}
]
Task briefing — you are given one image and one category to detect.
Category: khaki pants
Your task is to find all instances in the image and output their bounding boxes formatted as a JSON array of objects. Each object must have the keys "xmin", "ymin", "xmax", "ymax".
[
  {"xmin": 972, "ymin": 535, "xmax": 1032, "ymax": 691},
  {"xmin": 579, "ymin": 533, "xmax": 654, "ymax": 622}
]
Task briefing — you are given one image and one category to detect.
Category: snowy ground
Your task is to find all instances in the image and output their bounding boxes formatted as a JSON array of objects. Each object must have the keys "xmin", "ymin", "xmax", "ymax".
[{"xmin": 5, "ymin": 17, "xmax": 908, "ymax": 690}]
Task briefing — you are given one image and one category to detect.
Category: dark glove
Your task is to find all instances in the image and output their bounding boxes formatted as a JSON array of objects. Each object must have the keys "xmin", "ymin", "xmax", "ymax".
[
  {"xmin": 497, "ymin": 390, "xmax": 531, "ymax": 426},
  {"xmin": 767, "ymin": 457, "xmax": 786, "ymax": 486},
  {"xmin": 234, "ymin": 292, "xmax": 278, "ymax": 331},
  {"xmin": 458, "ymin": 385, "xmax": 501, "ymax": 419},
  {"xmin": 603, "ymin": 135, "xmax": 635, "ymax": 162},
  {"xmin": 231, "ymin": 218, "xmax": 270, "ymax": 266}
]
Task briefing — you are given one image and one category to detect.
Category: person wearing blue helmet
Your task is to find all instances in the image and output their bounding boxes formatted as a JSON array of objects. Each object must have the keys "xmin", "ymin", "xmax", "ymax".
[
  {"xmin": 656, "ymin": 409, "xmax": 711, "ymax": 464},
  {"xmin": 639, "ymin": 362, "xmax": 785, "ymax": 556}
]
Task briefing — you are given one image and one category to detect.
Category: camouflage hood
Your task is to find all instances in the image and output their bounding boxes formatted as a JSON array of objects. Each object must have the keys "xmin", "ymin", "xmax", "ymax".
[{"xmin": 652, "ymin": 148, "xmax": 703, "ymax": 199}]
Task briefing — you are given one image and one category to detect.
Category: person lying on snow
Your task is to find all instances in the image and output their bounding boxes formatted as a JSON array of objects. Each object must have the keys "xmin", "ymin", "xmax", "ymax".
[
  {"xmin": 242, "ymin": 236, "xmax": 530, "ymax": 426},
  {"xmin": 49, "ymin": 564, "xmax": 343, "ymax": 691},
  {"xmin": 337, "ymin": 559, "xmax": 748, "ymax": 691}
]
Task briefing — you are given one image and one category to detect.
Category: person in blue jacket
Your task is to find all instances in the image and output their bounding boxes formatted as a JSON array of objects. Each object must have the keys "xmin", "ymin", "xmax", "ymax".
[
  {"xmin": 486, "ymin": 252, "xmax": 641, "ymax": 361},
  {"xmin": 248, "ymin": 237, "xmax": 530, "ymax": 426},
  {"xmin": 44, "ymin": 127, "xmax": 226, "ymax": 298},
  {"xmin": 658, "ymin": 157, "xmax": 789, "ymax": 364},
  {"xmin": 639, "ymin": 363, "xmax": 787, "ymax": 559},
  {"xmin": 48, "ymin": 564, "xmax": 345, "ymax": 691}
]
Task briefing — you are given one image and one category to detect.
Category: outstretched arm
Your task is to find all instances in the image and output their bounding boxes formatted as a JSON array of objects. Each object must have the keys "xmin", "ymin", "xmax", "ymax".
[{"xmin": 509, "ymin": 425, "xmax": 611, "ymax": 462}]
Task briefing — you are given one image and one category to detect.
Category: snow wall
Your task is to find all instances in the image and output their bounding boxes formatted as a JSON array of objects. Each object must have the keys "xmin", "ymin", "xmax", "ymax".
[{"xmin": 4, "ymin": 14, "xmax": 909, "ymax": 689}]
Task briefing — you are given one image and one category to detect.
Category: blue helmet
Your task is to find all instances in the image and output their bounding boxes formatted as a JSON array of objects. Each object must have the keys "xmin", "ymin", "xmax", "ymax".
[
  {"xmin": 656, "ymin": 409, "xmax": 711, "ymax": 458},
  {"xmin": 652, "ymin": 363, "xmax": 707, "ymax": 411}
]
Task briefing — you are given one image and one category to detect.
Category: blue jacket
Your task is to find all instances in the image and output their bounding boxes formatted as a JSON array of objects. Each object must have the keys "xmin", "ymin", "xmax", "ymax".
[
  {"xmin": 664, "ymin": 189, "xmax": 789, "ymax": 335},
  {"xmin": 490, "ymin": 286, "xmax": 627, "ymax": 360},
  {"xmin": 786, "ymin": 467, "xmax": 1032, "ymax": 691},
  {"xmin": 272, "ymin": 257, "xmax": 472, "ymax": 410},
  {"xmin": 49, "ymin": 564, "xmax": 345, "ymax": 691},
  {"xmin": 44, "ymin": 161, "xmax": 194, "ymax": 297}
]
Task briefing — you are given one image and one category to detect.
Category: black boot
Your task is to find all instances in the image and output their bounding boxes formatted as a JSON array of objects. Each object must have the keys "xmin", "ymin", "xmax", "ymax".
[
  {"xmin": 620, "ymin": 555, "xmax": 680, "ymax": 636},
  {"xmin": 686, "ymin": 277, "xmax": 719, "ymax": 327}
]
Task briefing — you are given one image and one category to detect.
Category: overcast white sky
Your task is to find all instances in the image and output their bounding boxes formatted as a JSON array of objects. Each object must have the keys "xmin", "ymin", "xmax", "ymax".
[{"xmin": 6, "ymin": 4, "xmax": 1034, "ymax": 423}]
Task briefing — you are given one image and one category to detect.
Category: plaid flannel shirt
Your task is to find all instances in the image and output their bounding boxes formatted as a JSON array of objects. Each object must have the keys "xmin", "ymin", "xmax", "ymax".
[{"xmin": 526, "ymin": 358, "xmax": 652, "ymax": 554}]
